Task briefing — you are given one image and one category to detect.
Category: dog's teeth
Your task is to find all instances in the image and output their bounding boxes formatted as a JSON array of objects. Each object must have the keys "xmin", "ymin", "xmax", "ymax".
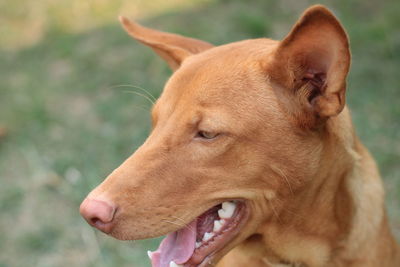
[
  {"xmin": 218, "ymin": 201, "xmax": 236, "ymax": 218},
  {"xmin": 147, "ymin": 250, "xmax": 153, "ymax": 260},
  {"xmin": 202, "ymin": 232, "xmax": 214, "ymax": 242},
  {"xmin": 169, "ymin": 261, "xmax": 183, "ymax": 267},
  {"xmin": 195, "ymin": 241, "xmax": 202, "ymax": 248},
  {"xmin": 222, "ymin": 201, "xmax": 236, "ymax": 211},
  {"xmin": 213, "ymin": 220, "xmax": 223, "ymax": 232}
]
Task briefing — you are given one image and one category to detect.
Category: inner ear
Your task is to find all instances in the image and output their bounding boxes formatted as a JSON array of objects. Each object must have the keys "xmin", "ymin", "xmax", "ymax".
[
  {"xmin": 297, "ymin": 50, "xmax": 332, "ymax": 103},
  {"xmin": 269, "ymin": 5, "xmax": 350, "ymax": 122},
  {"xmin": 303, "ymin": 71, "xmax": 326, "ymax": 103}
]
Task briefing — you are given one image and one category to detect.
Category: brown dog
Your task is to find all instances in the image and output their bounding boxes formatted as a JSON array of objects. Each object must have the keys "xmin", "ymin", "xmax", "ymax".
[{"xmin": 80, "ymin": 5, "xmax": 400, "ymax": 267}]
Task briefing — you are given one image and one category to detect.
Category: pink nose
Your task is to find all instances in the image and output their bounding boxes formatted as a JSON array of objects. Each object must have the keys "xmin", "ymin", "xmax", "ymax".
[{"xmin": 80, "ymin": 198, "xmax": 116, "ymax": 233}]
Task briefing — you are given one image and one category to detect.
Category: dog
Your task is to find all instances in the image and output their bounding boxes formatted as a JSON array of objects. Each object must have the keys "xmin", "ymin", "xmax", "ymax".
[{"xmin": 80, "ymin": 5, "xmax": 400, "ymax": 267}]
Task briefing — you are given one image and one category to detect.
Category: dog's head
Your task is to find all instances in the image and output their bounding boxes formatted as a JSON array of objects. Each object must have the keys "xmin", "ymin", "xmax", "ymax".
[{"xmin": 80, "ymin": 5, "xmax": 350, "ymax": 267}]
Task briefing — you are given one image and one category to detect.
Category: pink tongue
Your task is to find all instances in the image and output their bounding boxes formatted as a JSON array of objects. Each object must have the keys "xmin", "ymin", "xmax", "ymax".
[{"xmin": 151, "ymin": 220, "xmax": 197, "ymax": 267}]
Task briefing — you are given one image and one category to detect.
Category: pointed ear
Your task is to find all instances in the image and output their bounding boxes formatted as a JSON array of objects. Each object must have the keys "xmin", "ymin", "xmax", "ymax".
[
  {"xmin": 269, "ymin": 5, "xmax": 351, "ymax": 125},
  {"xmin": 119, "ymin": 16, "xmax": 214, "ymax": 71}
]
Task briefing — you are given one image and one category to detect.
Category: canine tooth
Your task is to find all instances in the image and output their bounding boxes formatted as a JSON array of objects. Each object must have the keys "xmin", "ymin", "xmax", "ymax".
[
  {"xmin": 218, "ymin": 202, "xmax": 236, "ymax": 218},
  {"xmin": 213, "ymin": 220, "xmax": 223, "ymax": 232},
  {"xmin": 202, "ymin": 232, "xmax": 214, "ymax": 242},
  {"xmin": 169, "ymin": 261, "xmax": 183, "ymax": 267},
  {"xmin": 147, "ymin": 250, "xmax": 153, "ymax": 259},
  {"xmin": 195, "ymin": 241, "xmax": 202, "ymax": 248},
  {"xmin": 222, "ymin": 201, "xmax": 236, "ymax": 211}
]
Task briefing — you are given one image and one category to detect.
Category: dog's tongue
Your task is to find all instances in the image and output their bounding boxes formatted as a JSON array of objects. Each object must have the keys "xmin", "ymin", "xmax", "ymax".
[{"xmin": 151, "ymin": 220, "xmax": 197, "ymax": 267}]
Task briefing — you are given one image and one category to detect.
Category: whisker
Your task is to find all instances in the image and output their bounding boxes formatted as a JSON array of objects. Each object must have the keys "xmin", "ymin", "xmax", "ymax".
[
  {"xmin": 170, "ymin": 215, "xmax": 196, "ymax": 232},
  {"xmin": 161, "ymin": 219, "xmax": 185, "ymax": 228},
  {"xmin": 268, "ymin": 199, "xmax": 282, "ymax": 224},
  {"xmin": 122, "ymin": 90, "xmax": 155, "ymax": 105},
  {"xmin": 269, "ymin": 164, "xmax": 294, "ymax": 196},
  {"xmin": 131, "ymin": 104, "xmax": 150, "ymax": 113},
  {"xmin": 274, "ymin": 197, "xmax": 304, "ymax": 220},
  {"xmin": 161, "ymin": 218, "xmax": 196, "ymax": 235},
  {"xmin": 109, "ymin": 84, "xmax": 157, "ymax": 101}
]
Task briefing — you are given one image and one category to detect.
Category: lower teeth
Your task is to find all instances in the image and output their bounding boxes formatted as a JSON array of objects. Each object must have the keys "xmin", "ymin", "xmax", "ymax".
[
  {"xmin": 169, "ymin": 261, "xmax": 183, "ymax": 267},
  {"xmin": 196, "ymin": 202, "xmax": 237, "ymax": 249},
  {"xmin": 148, "ymin": 201, "xmax": 238, "ymax": 264}
]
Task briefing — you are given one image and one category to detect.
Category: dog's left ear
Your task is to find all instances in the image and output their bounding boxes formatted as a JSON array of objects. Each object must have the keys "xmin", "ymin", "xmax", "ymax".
[
  {"xmin": 269, "ymin": 5, "xmax": 351, "ymax": 124},
  {"xmin": 119, "ymin": 16, "xmax": 214, "ymax": 71}
]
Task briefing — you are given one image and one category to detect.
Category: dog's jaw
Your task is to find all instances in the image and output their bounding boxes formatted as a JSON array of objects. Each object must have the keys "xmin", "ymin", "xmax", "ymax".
[{"xmin": 147, "ymin": 201, "xmax": 251, "ymax": 267}]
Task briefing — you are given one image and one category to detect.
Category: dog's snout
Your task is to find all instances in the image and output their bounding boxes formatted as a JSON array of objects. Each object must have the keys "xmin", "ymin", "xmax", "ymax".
[{"xmin": 80, "ymin": 198, "xmax": 116, "ymax": 234}]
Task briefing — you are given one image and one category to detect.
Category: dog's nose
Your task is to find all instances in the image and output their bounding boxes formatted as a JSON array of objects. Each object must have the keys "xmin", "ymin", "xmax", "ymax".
[{"xmin": 80, "ymin": 198, "xmax": 116, "ymax": 234}]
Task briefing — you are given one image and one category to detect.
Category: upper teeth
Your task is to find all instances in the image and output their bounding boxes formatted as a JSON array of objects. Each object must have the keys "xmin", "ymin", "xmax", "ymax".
[
  {"xmin": 169, "ymin": 261, "xmax": 183, "ymax": 267},
  {"xmin": 147, "ymin": 250, "xmax": 152, "ymax": 260},
  {"xmin": 218, "ymin": 201, "xmax": 236, "ymax": 218}
]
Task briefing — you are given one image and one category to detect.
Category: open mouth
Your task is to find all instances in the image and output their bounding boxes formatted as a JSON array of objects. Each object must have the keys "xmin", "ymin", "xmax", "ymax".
[{"xmin": 148, "ymin": 201, "xmax": 248, "ymax": 267}]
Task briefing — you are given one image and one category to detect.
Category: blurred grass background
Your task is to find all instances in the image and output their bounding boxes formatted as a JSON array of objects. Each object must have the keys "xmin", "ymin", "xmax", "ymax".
[{"xmin": 0, "ymin": 0, "xmax": 399, "ymax": 266}]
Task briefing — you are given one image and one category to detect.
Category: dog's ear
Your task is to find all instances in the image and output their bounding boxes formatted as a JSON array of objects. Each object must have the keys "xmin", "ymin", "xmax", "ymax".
[
  {"xmin": 119, "ymin": 16, "xmax": 214, "ymax": 70},
  {"xmin": 268, "ymin": 5, "xmax": 350, "ymax": 125}
]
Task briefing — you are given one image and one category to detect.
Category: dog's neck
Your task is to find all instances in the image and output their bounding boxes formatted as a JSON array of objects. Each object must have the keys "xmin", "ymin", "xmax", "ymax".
[{"xmin": 242, "ymin": 108, "xmax": 393, "ymax": 266}]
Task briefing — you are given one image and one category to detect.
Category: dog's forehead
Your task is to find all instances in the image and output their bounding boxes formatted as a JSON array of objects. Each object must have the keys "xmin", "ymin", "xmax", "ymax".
[{"xmin": 162, "ymin": 39, "xmax": 279, "ymax": 107}]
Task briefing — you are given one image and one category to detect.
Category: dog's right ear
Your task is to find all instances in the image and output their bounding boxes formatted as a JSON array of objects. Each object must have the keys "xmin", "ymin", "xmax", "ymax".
[{"xmin": 119, "ymin": 16, "xmax": 214, "ymax": 71}]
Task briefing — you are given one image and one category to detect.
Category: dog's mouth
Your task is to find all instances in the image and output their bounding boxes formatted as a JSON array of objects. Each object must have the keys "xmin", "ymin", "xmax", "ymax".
[{"xmin": 148, "ymin": 201, "xmax": 248, "ymax": 267}]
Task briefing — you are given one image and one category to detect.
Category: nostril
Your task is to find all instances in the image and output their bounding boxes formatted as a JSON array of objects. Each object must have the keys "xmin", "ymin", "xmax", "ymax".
[
  {"xmin": 80, "ymin": 198, "xmax": 117, "ymax": 233},
  {"xmin": 90, "ymin": 217, "xmax": 101, "ymax": 226}
]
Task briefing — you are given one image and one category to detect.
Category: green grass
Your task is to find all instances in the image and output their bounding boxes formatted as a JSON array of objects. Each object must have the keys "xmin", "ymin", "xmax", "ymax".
[{"xmin": 0, "ymin": 0, "xmax": 399, "ymax": 266}]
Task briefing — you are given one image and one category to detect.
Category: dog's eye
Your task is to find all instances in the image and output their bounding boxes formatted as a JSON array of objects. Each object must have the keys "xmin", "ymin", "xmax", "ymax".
[{"xmin": 197, "ymin": 130, "xmax": 218, "ymax": 139}]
